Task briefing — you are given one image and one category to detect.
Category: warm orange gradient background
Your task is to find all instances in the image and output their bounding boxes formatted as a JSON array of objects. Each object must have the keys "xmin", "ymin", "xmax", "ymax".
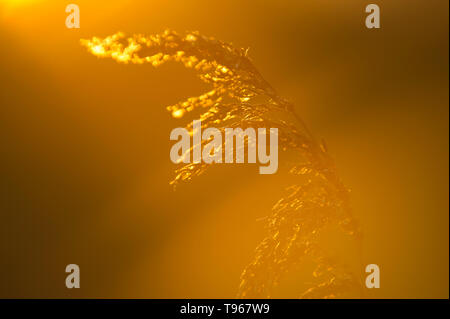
[{"xmin": 0, "ymin": 0, "xmax": 448, "ymax": 298}]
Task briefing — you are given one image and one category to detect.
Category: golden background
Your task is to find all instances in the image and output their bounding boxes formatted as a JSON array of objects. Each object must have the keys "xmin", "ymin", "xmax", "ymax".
[{"xmin": 0, "ymin": 0, "xmax": 448, "ymax": 298}]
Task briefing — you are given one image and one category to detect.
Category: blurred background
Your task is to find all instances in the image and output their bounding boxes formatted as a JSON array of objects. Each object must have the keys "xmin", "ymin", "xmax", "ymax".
[{"xmin": 0, "ymin": 0, "xmax": 448, "ymax": 298}]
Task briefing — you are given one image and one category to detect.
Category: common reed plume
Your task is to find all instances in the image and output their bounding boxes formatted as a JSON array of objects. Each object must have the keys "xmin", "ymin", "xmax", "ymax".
[{"xmin": 81, "ymin": 30, "xmax": 362, "ymax": 298}]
